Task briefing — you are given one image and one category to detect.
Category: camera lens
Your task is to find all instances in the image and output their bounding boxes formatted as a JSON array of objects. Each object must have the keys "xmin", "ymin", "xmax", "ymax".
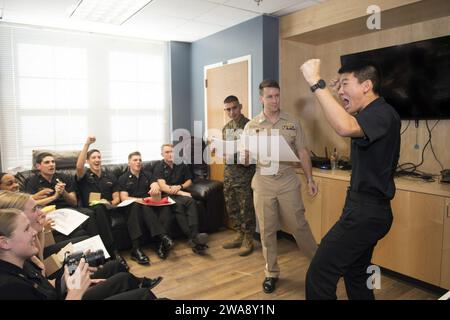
[{"xmin": 85, "ymin": 249, "xmax": 106, "ymax": 267}]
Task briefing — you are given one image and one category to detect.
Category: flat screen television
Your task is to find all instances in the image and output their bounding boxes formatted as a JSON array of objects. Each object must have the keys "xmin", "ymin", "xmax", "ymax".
[{"xmin": 340, "ymin": 35, "xmax": 450, "ymax": 120}]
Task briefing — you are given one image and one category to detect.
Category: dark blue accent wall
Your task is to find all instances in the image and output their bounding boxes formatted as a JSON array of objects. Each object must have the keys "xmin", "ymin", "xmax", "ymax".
[
  {"xmin": 169, "ymin": 41, "xmax": 192, "ymax": 131},
  {"xmin": 189, "ymin": 15, "xmax": 279, "ymax": 131}
]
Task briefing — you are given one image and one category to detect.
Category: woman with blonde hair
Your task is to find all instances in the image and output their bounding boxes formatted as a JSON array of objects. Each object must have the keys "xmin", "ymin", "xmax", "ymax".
[{"xmin": 0, "ymin": 190, "xmax": 163, "ymax": 290}]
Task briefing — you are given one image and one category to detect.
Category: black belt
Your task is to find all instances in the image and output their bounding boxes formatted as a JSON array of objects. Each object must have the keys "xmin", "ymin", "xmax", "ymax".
[{"xmin": 347, "ymin": 190, "xmax": 390, "ymax": 206}]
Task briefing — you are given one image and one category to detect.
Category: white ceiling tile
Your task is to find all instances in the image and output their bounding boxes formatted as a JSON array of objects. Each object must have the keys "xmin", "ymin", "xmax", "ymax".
[
  {"xmin": 0, "ymin": 0, "xmax": 327, "ymax": 42},
  {"xmin": 204, "ymin": 0, "xmax": 229, "ymax": 4},
  {"xmin": 2, "ymin": 0, "xmax": 79, "ymax": 19},
  {"xmin": 143, "ymin": 0, "xmax": 219, "ymax": 20},
  {"xmin": 223, "ymin": 0, "xmax": 305, "ymax": 14},
  {"xmin": 195, "ymin": 5, "xmax": 259, "ymax": 27},
  {"xmin": 273, "ymin": 0, "xmax": 319, "ymax": 16},
  {"xmin": 174, "ymin": 20, "xmax": 226, "ymax": 41}
]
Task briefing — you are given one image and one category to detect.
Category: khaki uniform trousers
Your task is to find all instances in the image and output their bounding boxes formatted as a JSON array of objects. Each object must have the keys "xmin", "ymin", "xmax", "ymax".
[{"xmin": 252, "ymin": 168, "xmax": 318, "ymax": 278}]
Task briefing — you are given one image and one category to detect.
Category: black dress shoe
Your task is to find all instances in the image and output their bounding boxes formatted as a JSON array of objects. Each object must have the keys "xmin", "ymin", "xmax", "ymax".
[
  {"xmin": 157, "ymin": 242, "xmax": 168, "ymax": 260},
  {"xmin": 131, "ymin": 248, "xmax": 150, "ymax": 265},
  {"xmin": 192, "ymin": 243, "xmax": 208, "ymax": 255},
  {"xmin": 139, "ymin": 276, "xmax": 163, "ymax": 290},
  {"xmin": 114, "ymin": 251, "xmax": 130, "ymax": 271},
  {"xmin": 262, "ymin": 277, "xmax": 278, "ymax": 294},
  {"xmin": 161, "ymin": 235, "xmax": 174, "ymax": 251}
]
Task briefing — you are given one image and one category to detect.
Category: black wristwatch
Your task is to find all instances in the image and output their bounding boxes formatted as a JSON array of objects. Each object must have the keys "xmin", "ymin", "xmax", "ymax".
[{"xmin": 310, "ymin": 79, "xmax": 326, "ymax": 92}]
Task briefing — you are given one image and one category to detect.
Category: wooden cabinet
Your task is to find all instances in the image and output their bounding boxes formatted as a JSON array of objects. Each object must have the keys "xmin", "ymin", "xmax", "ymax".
[
  {"xmin": 320, "ymin": 179, "xmax": 348, "ymax": 237},
  {"xmin": 298, "ymin": 169, "xmax": 450, "ymax": 289},
  {"xmin": 299, "ymin": 175, "xmax": 323, "ymax": 243},
  {"xmin": 441, "ymin": 198, "xmax": 450, "ymax": 289},
  {"xmin": 372, "ymin": 191, "xmax": 446, "ymax": 286}
]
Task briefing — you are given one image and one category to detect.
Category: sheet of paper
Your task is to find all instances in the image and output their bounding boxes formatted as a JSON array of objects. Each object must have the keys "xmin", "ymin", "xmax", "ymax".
[
  {"xmin": 71, "ymin": 235, "xmax": 110, "ymax": 259},
  {"xmin": 244, "ymin": 134, "xmax": 300, "ymax": 162},
  {"xmin": 210, "ymin": 137, "xmax": 239, "ymax": 157},
  {"xmin": 117, "ymin": 199, "xmax": 136, "ymax": 207},
  {"xmin": 47, "ymin": 208, "xmax": 89, "ymax": 236}
]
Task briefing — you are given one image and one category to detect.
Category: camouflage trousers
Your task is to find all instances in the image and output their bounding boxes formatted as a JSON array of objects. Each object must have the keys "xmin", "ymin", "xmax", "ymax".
[{"xmin": 223, "ymin": 165, "xmax": 256, "ymax": 234}]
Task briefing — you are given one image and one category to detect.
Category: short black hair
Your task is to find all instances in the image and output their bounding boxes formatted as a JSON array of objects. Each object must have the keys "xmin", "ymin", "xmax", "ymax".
[
  {"xmin": 338, "ymin": 61, "xmax": 381, "ymax": 95},
  {"xmin": 35, "ymin": 152, "xmax": 54, "ymax": 164},
  {"xmin": 87, "ymin": 149, "xmax": 100, "ymax": 160},
  {"xmin": 223, "ymin": 95, "xmax": 240, "ymax": 104},
  {"xmin": 259, "ymin": 79, "xmax": 280, "ymax": 95}
]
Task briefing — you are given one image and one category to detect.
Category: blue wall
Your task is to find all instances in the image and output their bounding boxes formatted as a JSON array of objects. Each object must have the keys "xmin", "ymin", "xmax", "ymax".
[
  {"xmin": 169, "ymin": 41, "xmax": 191, "ymax": 131},
  {"xmin": 189, "ymin": 15, "xmax": 279, "ymax": 131}
]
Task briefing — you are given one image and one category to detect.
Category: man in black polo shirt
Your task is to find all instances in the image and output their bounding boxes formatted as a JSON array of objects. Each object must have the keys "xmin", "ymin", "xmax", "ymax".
[
  {"xmin": 300, "ymin": 59, "xmax": 400, "ymax": 300},
  {"xmin": 154, "ymin": 144, "xmax": 209, "ymax": 255},
  {"xmin": 118, "ymin": 151, "xmax": 174, "ymax": 265},
  {"xmin": 75, "ymin": 136, "xmax": 128, "ymax": 269},
  {"xmin": 24, "ymin": 153, "xmax": 95, "ymax": 242}
]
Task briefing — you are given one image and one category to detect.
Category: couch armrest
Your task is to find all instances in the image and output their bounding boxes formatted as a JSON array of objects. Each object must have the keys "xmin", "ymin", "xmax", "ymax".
[{"xmin": 186, "ymin": 179, "xmax": 223, "ymax": 200}]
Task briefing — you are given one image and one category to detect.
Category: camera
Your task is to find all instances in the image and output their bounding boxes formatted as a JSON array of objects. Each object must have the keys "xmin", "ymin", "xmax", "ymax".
[{"xmin": 64, "ymin": 249, "xmax": 106, "ymax": 276}]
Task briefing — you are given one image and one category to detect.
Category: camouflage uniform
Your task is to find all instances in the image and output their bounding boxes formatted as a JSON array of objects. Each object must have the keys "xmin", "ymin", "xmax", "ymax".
[{"xmin": 222, "ymin": 114, "xmax": 256, "ymax": 236}]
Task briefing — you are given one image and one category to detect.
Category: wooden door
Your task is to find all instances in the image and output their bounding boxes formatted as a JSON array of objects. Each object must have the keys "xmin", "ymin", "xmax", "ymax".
[{"xmin": 206, "ymin": 60, "xmax": 249, "ymax": 181}]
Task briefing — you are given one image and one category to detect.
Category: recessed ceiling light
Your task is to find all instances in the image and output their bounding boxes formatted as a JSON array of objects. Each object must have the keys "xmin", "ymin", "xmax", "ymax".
[{"xmin": 70, "ymin": 0, "xmax": 153, "ymax": 25}]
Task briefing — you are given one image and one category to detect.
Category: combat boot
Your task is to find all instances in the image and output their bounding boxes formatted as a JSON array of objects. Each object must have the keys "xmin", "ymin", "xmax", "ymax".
[
  {"xmin": 222, "ymin": 232, "xmax": 244, "ymax": 249},
  {"xmin": 238, "ymin": 233, "xmax": 254, "ymax": 256}
]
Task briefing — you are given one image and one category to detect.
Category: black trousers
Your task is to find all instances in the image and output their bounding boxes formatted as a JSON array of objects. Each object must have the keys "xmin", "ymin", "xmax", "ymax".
[
  {"xmin": 86, "ymin": 204, "xmax": 118, "ymax": 253},
  {"xmin": 91, "ymin": 260, "xmax": 129, "ymax": 279},
  {"xmin": 305, "ymin": 191, "xmax": 393, "ymax": 300},
  {"xmin": 126, "ymin": 202, "xmax": 172, "ymax": 241},
  {"xmin": 170, "ymin": 195, "xmax": 199, "ymax": 239},
  {"xmin": 82, "ymin": 272, "xmax": 156, "ymax": 300}
]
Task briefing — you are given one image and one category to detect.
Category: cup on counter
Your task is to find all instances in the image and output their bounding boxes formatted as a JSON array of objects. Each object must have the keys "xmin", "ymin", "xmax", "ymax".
[{"xmin": 330, "ymin": 150, "xmax": 339, "ymax": 170}]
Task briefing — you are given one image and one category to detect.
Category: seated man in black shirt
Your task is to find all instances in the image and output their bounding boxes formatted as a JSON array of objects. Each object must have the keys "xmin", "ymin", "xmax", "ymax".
[
  {"xmin": 75, "ymin": 136, "xmax": 128, "ymax": 269},
  {"xmin": 118, "ymin": 151, "xmax": 174, "ymax": 265},
  {"xmin": 154, "ymin": 144, "xmax": 209, "ymax": 255},
  {"xmin": 24, "ymin": 152, "xmax": 96, "ymax": 243}
]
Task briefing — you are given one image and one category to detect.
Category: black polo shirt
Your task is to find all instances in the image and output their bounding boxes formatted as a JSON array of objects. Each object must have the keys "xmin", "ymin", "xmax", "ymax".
[
  {"xmin": 153, "ymin": 160, "xmax": 193, "ymax": 186},
  {"xmin": 351, "ymin": 97, "xmax": 401, "ymax": 200},
  {"xmin": 76, "ymin": 169, "xmax": 119, "ymax": 207},
  {"xmin": 117, "ymin": 169, "xmax": 155, "ymax": 198},
  {"xmin": 0, "ymin": 259, "xmax": 59, "ymax": 300},
  {"xmin": 24, "ymin": 173, "xmax": 76, "ymax": 209}
]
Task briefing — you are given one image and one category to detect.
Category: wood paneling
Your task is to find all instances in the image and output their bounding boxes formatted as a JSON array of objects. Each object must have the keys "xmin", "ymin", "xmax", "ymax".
[
  {"xmin": 280, "ymin": 0, "xmax": 421, "ymax": 40},
  {"xmin": 283, "ymin": 0, "xmax": 450, "ymax": 44}
]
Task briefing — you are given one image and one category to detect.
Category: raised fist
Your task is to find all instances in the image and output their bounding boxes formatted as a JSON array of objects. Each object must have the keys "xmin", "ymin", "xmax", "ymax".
[
  {"xmin": 86, "ymin": 136, "xmax": 96, "ymax": 145},
  {"xmin": 300, "ymin": 59, "xmax": 321, "ymax": 86}
]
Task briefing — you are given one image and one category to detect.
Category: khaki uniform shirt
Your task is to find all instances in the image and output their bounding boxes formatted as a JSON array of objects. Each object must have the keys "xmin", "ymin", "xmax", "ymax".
[{"xmin": 243, "ymin": 111, "xmax": 307, "ymax": 194}]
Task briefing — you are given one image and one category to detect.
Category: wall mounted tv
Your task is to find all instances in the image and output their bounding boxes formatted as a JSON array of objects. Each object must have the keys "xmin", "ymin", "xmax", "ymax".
[{"xmin": 340, "ymin": 35, "xmax": 450, "ymax": 120}]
